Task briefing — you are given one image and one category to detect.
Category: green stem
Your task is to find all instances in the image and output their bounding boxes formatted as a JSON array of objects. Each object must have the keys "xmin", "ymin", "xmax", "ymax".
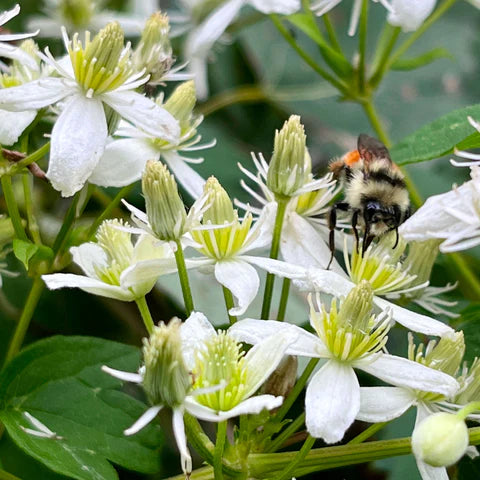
[
  {"xmin": 275, "ymin": 358, "xmax": 319, "ymax": 422},
  {"xmin": 22, "ymin": 174, "xmax": 41, "ymax": 244},
  {"xmin": 52, "ymin": 191, "xmax": 81, "ymax": 255},
  {"xmin": 357, "ymin": 0, "xmax": 369, "ymax": 94},
  {"xmin": 449, "ymin": 253, "xmax": 480, "ymax": 300},
  {"xmin": 174, "ymin": 239, "xmax": 194, "ymax": 315},
  {"xmin": 222, "ymin": 286, "xmax": 237, "ymax": 324},
  {"xmin": 12, "ymin": 141, "xmax": 50, "ymax": 172},
  {"xmin": 270, "ymin": 14, "xmax": 349, "ymax": 95},
  {"xmin": 5, "ymin": 276, "xmax": 44, "ymax": 364},
  {"xmin": 1, "ymin": 176, "xmax": 27, "ymax": 241},
  {"xmin": 276, "ymin": 278, "xmax": 291, "ymax": 322},
  {"xmin": 458, "ymin": 401, "xmax": 480, "ymax": 420},
  {"xmin": 0, "ymin": 469, "xmax": 21, "ymax": 480},
  {"xmin": 213, "ymin": 421, "xmax": 228, "ymax": 480},
  {"xmin": 274, "ymin": 435, "xmax": 315, "ymax": 480},
  {"xmin": 135, "ymin": 296, "xmax": 154, "ymax": 334},
  {"xmin": 87, "ymin": 184, "xmax": 134, "ymax": 239},
  {"xmin": 261, "ymin": 197, "xmax": 289, "ymax": 319},
  {"xmin": 348, "ymin": 422, "xmax": 389, "ymax": 445},
  {"xmin": 322, "ymin": 14, "xmax": 343, "ymax": 53},
  {"xmin": 369, "ymin": 25, "xmax": 401, "ymax": 87},
  {"xmin": 267, "ymin": 412, "xmax": 305, "ymax": 453}
]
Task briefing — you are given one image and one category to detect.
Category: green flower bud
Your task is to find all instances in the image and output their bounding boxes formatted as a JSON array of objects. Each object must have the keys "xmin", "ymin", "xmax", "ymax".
[
  {"xmin": 132, "ymin": 12, "xmax": 173, "ymax": 84},
  {"xmin": 336, "ymin": 280, "xmax": 374, "ymax": 331},
  {"xmin": 59, "ymin": 0, "xmax": 94, "ymax": 28},
  {"xmin": 266, "ymin": 115, "xmax": 310, "ymax": 198},
  {"xmin": 202, "ymin": 176, "xmax": 235, "ymax": 224},
  {"xmin": 164, "ymin": 81, "xmax": 197, "ymax": 131},
  {"xmin": 142, "ymin": 160, "xmax": 187, "ymax": 241},
  {"xmin": 412, "ymin": 412, "xmax": 468, "ymax": 467},
  {"xmin": 143, "ymin": 319, "xmax": 191, "ymax": 407}
]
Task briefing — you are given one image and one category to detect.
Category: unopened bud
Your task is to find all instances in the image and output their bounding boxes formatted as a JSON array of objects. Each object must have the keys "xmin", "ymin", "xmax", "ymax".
[
  {"xmin": 266, "ymin": 115, "xmax": 309, "ymax": 198},
  {"xmin": 143, "ymin": 319, "xmax": 191, "ymax": 407},
  {"xmin": 60, "ymin": 0, "xmax": 94, "ymax": 28},
  {"xmin": 202, "ymin": 176, "xmax": 235, "ymax": 224},
  {"xmin": 337, "ymin": 280, "xmax": 374, "ymax": 331},
  {"xmin": 164, "ymin": 81, "xmax": 197, "ymax": 130},
  {"xmin": 412, "ymin": 412, "xmax": 469, "ymax": 467},
  {"xmin": 142, "ymin": 161, "xmax": 187, "ymax": 241}
]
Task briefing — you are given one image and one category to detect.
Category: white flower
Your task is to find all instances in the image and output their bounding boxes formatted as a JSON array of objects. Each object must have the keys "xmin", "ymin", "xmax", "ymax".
[
  {"xmin": 42, "ymin": 220, "xmax": 177, "ymax": 302},
  {"xmin": 451, "ymin": 117, "xmax": 480, "ymax": 168},
  {"xmin": 102, "ymin": 312, "xmax": 294, "ymax": 474},
  {"xmin": 0, "ymin": 22, "xmax": 180, "ymax": 197},
  {"xmin": 181, "ymin": 0, "xmax": 300, "ymax": 99},
  {"xmin": 90, "ymin": 81, "xmax": 212, "ymax": 198},
  {"xmin": 387, "ymin": 0, "xmax": 436, "ymax": 31},
  {"xmin": 399, "ymin": 167, "xmax": 480, "ymax": 253},
  {"xmin": 310, "ymin": 0, "xmax": 394, "ymax": 36},
  {"xmin": 230, "ymin": 282, "xmax": 459, "ymax": 443}
]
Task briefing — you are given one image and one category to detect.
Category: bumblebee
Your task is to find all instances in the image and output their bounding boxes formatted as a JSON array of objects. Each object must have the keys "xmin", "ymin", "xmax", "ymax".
[{"xmin": 327, "ymin": 134, "xmax": 410, "ymax": 267}]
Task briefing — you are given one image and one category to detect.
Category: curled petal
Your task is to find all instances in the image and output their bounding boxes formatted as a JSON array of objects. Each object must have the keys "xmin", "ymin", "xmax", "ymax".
[
  {"xmin": 101, "ymin": 365, "xmax": 143, "ymax": 384},
  {"xmin": 0, "ymin": 109, "xmax": 36, "ymax": 146},
  {"xmin": 387, "ymin": 0, "xmax": 436, "ymax": 31},
  {"xmin": 124, "ymin": 405, "xmax": 162, "ymax": 436},
  {"xmin": 181, "ymin": 312, "xmax": 216, "ymax": 370},
  {"xmin": 70, "ymin": 243, "xmax": 107, "ymax": 278},
  {"xmin": 172, "ymin": 408, "xmax": 192, "ymax": 475}
]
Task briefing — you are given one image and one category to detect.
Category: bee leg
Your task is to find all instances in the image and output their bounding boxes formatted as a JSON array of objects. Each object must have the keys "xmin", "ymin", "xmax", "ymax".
[
  {"xmin": 352, "ymin": 209, "xmax": 360, "ymax": 254},
  {"xmin": 361, "ymin": 219, "xmax": 373, "ymax": 257},
  {"xmin": 392, "ymin": 227, "xmax": 399, "ymax": 249},
  {"xmin": 327, "ymin": 206, "xmax": 337, "ymax": 270}
]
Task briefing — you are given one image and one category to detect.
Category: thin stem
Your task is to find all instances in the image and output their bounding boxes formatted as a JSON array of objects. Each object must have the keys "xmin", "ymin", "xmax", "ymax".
[
  {"xmin": 261, "ymin": 197, "xmax": 289, "ymax": 319},
  {"xmin": 213, "ymin": 421, "xmax": 228, "ymax": 480},
  {"xmin": 270, "ymin": 14, "xmax": 349, "ymax": 95},
  {"xmin": 267, "ymin": 412, "xmax": 305, "ymax": 453},
  {"xmin": 52, "ymin": 191, "xmax": 81, "ymax": 255},
  {"xmin": 22, "ymin": 174, "xmax": 41, "ymax": 244},
  {"xmin": 275, "ymin": 358, "xmax": 319, "ymax": 422},
  {"xmin": 135, "ymin": 296, "xmax": 154, "ymax": 334},
  {"xmin": 369, "ymin": 25, "xmax": 401, "ymax": 87},
  {"xmin": 274, "ymin": 435, "xmax": 316, "ymax": 480},
  {"xmin": 13, "ymin": 141, "xmax": 50, "ymax": 171},
  {"xmin": 322, "ymin": 14, "xmax": 343, "ymax": 53},
  {"xmin": 174, "ymin": 239, "xmax": 194, "ymax": 315},
  {"xmin": 222, "ymin": 286, "xmax": 237, "ymax": 324},
  {"xmin": 5, "ymin": 276, "xmax": 44, "ymax": 364},
  {"xmin": 277, "ymin": 278, "xmax": 291, "ymax": 322},
  {"xmin": 1, "ymin": 176, "xmax": 27, "ymax": 241},
  {"xmin": 357, "ymin": 0, "xmax": 369, "ymax": 94},
  {"xmin": 348, "ymin": 422, "xmax": 389, "ymax": 445},
  {"xmin": 87, "ymin": 184, "xmax": 134, "ymax": 239}
]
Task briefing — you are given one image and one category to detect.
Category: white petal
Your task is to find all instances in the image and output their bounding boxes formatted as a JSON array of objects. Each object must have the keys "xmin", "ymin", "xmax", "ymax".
[
  {"xmin": 295, "ymin": 266, "xmax": 354, "ymax": 297},
  {"xmin": 357, "ymin": 387, "xmax": 415, "ymax": 422},
  {"xmin": 248, "ymin": 0, "xmax": 300, "ymax": 14},
  {"xmin": 102, "ymin": 90, "xmax": 180, "ymax": 144},
  {"xmin": 172, "ymin": 408, "xmax": 192, "ymax": 475},
  {"xmin": 0, "ymin": 5, "xmax": 20, "ymax": 26},
  {"xmin": 184, "ymin": 394, "xmax": 282, "ymax": 421},
  {"xmin": 373, "ymin": 297, "xmax": 453, "ymax": 336},
  {"xmin": 214, "ymin": 259, "xmax": 259, "ymax": 316},
  {"xmin": 229, "ymin": 319, "xmax": 329, "ymax": 358},
  {"xmin": 305, "ymin": 360, "xmax": 359, "ymax": 443},
  {"xmin": 47, "ymin": 94, "xmax": 107, "ymax": 197},
  {"xmin": 180, "ymin": 311, "xmax": 216, "ymax": 370},
  {"xmin": 387, "ymin": 0, "xmax": 436, "ymax": 31},
  {"xmin": 356, "ymin": 354, "xmax": 459, "ymax": 397},
  {"xmin": 187, "ymin": 55, "xmax": 209, "ymax": 101},
  {"xmin": 0, "ymin": 42, "xmax": 39, "ymax": 71},
  {"xmin": 124, "ymin": 405, "xmax": 162, "ymax": 436},
  {"xmin": 240, "ymin": 255, "xmax": 306, "ymax": 279},
  {"xmin": 0, "ymin": 77, "xmax": 72, "ymax": 111},
  {"xmin": 243, "ymin": 330, "xmax": 296, "ymax": 397},
  {"xmin": 0, "ymin": 109, "xmax": 36, "ymax": 146},
  {"xmin": 70, "ymin": 243, "xmax": 107, "ymax": 278},
  {"xmin": 120, "ymin": 257, "xmax": 182, "ymax": 289},
  {"xmin": 101, "ymin": 365, "xmax": 143, "ymax": 383},
  {"xmin": 132, "ymin": 234, "xmax": 172, "ymax": 263},
  {"xmin": 242, "ymin": 202, "xmax": 276, "ymax": 252},
  {"xmin": 42, "ymin": 273, "xmax": 134, "ymax": 301},
  {"xmin": 163, "ymin": 151, "xmax": 206, "ymax": 199},
  {"xmin": 89, "ymin": 137, "xmax": 158, "ymax": 187}
]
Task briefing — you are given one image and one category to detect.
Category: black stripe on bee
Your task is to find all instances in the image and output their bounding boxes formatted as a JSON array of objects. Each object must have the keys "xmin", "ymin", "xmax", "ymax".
[{"xmin": 363, "ymin": 170, "xmax": 406, "ymax": 188}]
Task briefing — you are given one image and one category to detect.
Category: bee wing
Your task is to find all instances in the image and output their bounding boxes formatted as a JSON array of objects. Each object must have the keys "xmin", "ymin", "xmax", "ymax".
[{"xmin": 357, "ymin": 134, "xmax": 392, "ymax": 164}]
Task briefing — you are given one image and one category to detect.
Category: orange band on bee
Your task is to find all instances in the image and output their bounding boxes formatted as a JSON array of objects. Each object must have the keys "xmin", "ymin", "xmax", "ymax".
[{"xmin": 343, "ymin": 149, "xmax": 361, "ymax": 166}]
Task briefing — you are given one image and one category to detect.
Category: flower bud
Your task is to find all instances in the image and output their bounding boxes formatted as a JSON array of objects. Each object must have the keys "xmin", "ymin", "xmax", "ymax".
[
  {"xmin": 132, "ymin": 12, "xmax": 173, "ymax": 84},
  {"xmin": 412, "ymin": 412, "xmax": 469, "ymax": 467},
  {"xmin": 164, "ymin": 81, "xmax": 197, "ymax": 131},
  {"xmin": 143, "ymin": 319, "xmax": 191, "ymax": 407},
  {"xmin": 60, "ymin": 0, "xmax": 94, "ymax": 28},
  {"xmin": 142, "ymin": 161, "xmax": 187, "ymax": 241},
  {"xmin": 202, "ymin": 176, "xmax": 235, "ymax": 224},
  {"xmin": 266, "ymin": 115, "xmax": 310, "ymax": 198},
  {"xmin": 337, "ymin": 280, "xmax": 374, "ymax": 331}
]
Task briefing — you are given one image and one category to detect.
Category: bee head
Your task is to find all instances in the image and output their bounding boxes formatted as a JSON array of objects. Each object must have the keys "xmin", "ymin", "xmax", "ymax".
[{"xmin": 364, "ymin": 201, "xmax": 402, "ymax": 234}]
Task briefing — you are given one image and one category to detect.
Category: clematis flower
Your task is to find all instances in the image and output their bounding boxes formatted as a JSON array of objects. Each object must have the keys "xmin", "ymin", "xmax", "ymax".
[
  {"xmin": 102, "ymin": 312, "xmax": 294, "ymax": 474},
  {"xmin": 230, "ymin": 282, "xmax": 459, "ymax": 444},
  {"xmin": 42, "ymin": 219, "xmax": 177, "ymax": 302},
  {"xmin": 123, "ymin": 177, "xmax": 306, "ymax": 316},
  {"xmin": 356, "ymin": 332, "xmax": 473, "ymax": 480},
  {"xmin": 387, "ymin": 0, "xmax": 436, "ymax": 31},
  {"xmin": 90, "ymin": 81, "xmax": 211, "ymax": 198},
  {"xmin": 400, "ymin": 166, "xmax": 480, "ymax": 253},
  {"xmin": 180, "ymin": 0, "xmax": 300, "ymax": 99},
  {"xmin": 0, "ymin": 22, "xmax": 180, "ymax": 197}
]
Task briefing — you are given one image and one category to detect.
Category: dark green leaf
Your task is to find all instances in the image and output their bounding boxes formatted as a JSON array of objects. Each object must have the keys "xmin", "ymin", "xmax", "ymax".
[
  {"xmin": 391, "ymin": 105, "xmax": 480, "ymax": 165},
  {"xmin": 458, "ymin": 454, "xmax": 480, "ymax": 480},
  {"xmin": 391, "ymin": 48, "xmax": 452, "ymax": 71},
  {"xmin": 0, "ymin": 336, "xmax": 162, "ymax": 480},
  {"xmin": 12, "ymin": 239, "xmax": 39, "ymax": 270},
  {"xmin": 457, "ymin": 304, "xmax": 480, "ymax": 363}
]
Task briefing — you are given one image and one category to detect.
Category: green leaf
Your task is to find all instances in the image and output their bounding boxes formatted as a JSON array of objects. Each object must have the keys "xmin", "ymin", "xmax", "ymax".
[
  {"xmin": 458, "ymin": 455, "xmax": 480, "ymax": 480},
  {"xmin": 391, "ymin": 48, "xmax": 452, "ymax": 71},
  {"xmin": 12, "ymin": 239, "xmax": 39, "ymax": 270},
  {"xmin": 457, "ymin": 304, "xmax": 480, "ymax": 363},
  {"xmin": 391, "ymin": 105, "xmax": 480, "ymax": 165},
  {"xmin": 287, "ymin": 14, "xmax": 353, "ymax": 78},
  {"xmin": 0, "ymin": 336, "xmax": 162, "ymax": 480}
]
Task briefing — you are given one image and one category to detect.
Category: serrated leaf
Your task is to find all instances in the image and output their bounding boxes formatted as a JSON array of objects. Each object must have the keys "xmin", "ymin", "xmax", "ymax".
[
  {"xmin": 12, "ymin": 239, "xmax": 39, "ymax": 270},
  {"xmin": 391, "ymin": 48, "xmax": 452, "ymax": 71},
  {"xmin": 391, "ymin": 105, "xmax": 480, "ymax": 165},
  {"xmin": 0, "ymin": 336, "xmax": 162, "ymax": 480}
]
